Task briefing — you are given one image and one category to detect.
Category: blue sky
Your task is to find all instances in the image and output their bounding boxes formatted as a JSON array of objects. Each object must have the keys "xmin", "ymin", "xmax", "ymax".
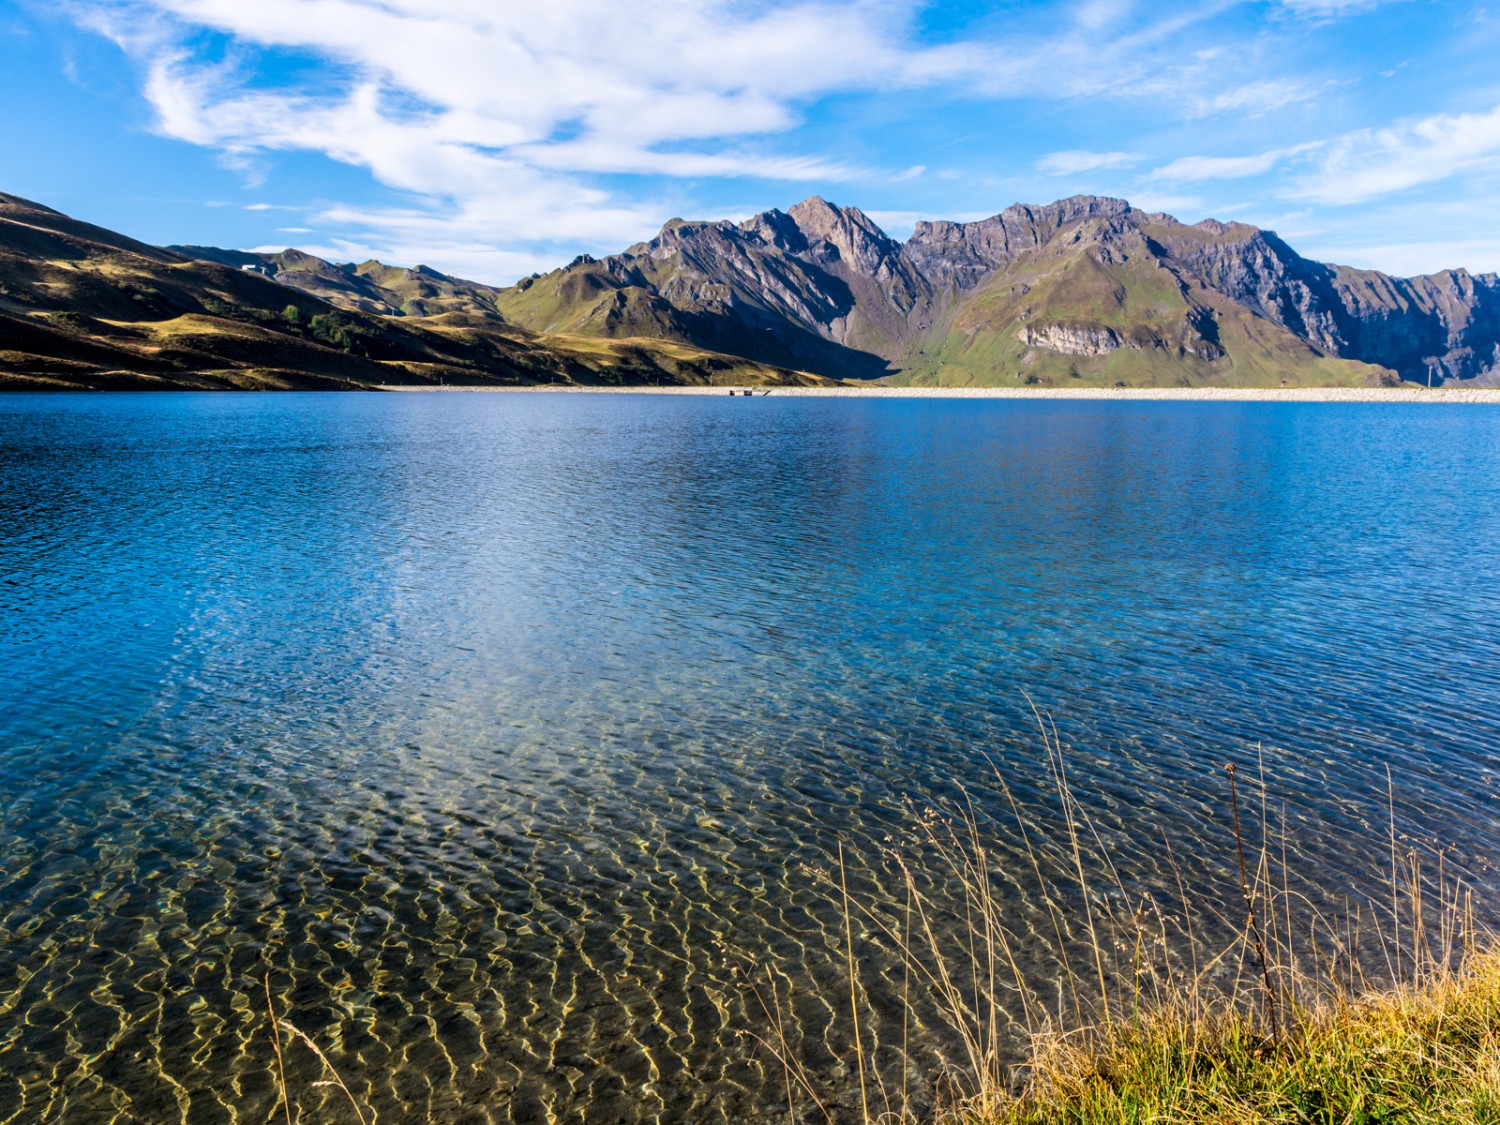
[{"xmin": 4, "ymin": 0, "xmax": 1500, "ymax": 284}]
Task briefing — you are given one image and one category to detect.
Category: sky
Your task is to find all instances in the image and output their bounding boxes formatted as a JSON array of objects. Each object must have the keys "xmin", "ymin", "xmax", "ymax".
[{"xmin": 4, "ymin": 0, "xmax": 1500, "ymax": 285}]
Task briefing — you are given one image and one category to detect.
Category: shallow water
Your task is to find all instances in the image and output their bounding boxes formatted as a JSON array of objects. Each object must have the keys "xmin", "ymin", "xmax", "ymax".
[{"xmin": 3, "ymin": 392, "xmax": 1500, "ymax": 1123}]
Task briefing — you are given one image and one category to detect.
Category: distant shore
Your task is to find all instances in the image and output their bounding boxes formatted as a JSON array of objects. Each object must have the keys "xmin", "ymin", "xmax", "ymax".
[{"xmin": 378, "ymin": 384, "xmax": 1500, "ymax": 402}]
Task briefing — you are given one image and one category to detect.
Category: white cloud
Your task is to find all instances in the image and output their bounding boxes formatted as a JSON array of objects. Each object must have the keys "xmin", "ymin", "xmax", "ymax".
[
  {"xmin": 1289, "ymin": 102, "xmax": 1500, "ymax": 204},
  {"xmin": 65, "ymin": 0, "xmax": 1335, "ymax": 281},
  {"xmin": 1036, "ymin": 150, "xmax": 1142, "ymax": 175},
  {"xmin": 1145, "ymin": 94, "xmax": 1500, "ymax": 215},
  {"xmin": 1195, "ymin": 78, "xmax": 1316, "ymax": 117},
  {"xmin": 1147, "ymin": 141, "xmax": 1325, "ymax": 184},
  {"xmin": 952, "ymin": 3, "xmax": 1249, "ymax": 101},
  {"xmin": 74, "ymin": 0, "xmax": 1007, "ymax": 278},
  {"xmin": 89, "ymin": 0, "xmax": 966, "ymax": 172}
]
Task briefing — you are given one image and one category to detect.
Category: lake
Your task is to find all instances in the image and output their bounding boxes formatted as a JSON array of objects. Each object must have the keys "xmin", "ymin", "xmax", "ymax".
[{"xmin": 3, "ymin": 391, "xmax": 1500, "ymax": 1123}]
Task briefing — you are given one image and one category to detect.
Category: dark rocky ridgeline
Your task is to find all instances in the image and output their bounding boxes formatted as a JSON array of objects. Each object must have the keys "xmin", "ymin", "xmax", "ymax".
[
  {"xmin": 1150, "ymin": 220, "xmax": 1500, "ymax": 385},
  {"xmin": 495, "ymin": 204, "xmax": 914, "ymax": 379},
  {"xmin": 494, "ymin": 194, "xmax": 1500, "ymax": 388}
]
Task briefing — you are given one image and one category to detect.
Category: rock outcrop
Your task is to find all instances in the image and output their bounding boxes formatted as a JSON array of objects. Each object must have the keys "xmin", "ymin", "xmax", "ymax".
[{"xmin": 1018, "ymin": 323, "xmax": 1126, "ymax": 356}]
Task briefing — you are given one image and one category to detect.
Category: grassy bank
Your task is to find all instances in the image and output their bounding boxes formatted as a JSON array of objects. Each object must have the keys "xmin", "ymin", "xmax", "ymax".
[
  {"xmin": 968, "ymin": 949, "xmax": 1500, "ymax": 1124},
  {"xmin": 759, "ymin": 719, "xmax": 1497, "ymax": 1124}
]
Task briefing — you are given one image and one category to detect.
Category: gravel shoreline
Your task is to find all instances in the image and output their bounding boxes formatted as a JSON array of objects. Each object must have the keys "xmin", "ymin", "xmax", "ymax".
[{"xmin": 378, "ymin": 384, "xmax": 1500, "ymax": 402}]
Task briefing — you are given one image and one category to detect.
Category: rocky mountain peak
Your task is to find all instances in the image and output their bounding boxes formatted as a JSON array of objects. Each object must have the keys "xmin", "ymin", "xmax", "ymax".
[
  {"xmin": 738, "ymin": 208, "xmax": 808, "ymax": 253},
  {"xmin": 900, "ymin": 195, "xmax": 1147, "ymax": 292},
  {"xmin": 786, "ymin": 196, "xmax": 901, "ymax": 278},
  {"xmin": 632, "ymin": 216, "xmax": 744, "ymax": 263},
  {"xmin": 1060, "ymin": 194, "xmax": 1132, "ymax": 218},
  {"xmin": 1009, "ymin": 194, "xmax": 1133, "ymax": 230}
]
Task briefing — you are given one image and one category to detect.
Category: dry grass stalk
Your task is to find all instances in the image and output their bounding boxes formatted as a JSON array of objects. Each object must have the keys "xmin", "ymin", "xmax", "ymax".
[
  {"xmin": 264, "ymin": 974, "xmax": 294, "ymax": 1125},
  {"xmin": 273, "ymin": 1014, "xmax": 369, "ymax": 1125},
  {"xmin": 745, "ymin": 715, "xmax": 1493, "ymax": 1124}
]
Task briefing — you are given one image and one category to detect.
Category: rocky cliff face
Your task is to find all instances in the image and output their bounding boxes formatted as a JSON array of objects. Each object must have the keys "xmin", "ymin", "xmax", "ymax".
[
  {"xmin": 494, "ymin": 195, "xmax": 1500, "ymax": 387},
  {"xmin": 1017, "ymin": 320, "xmax": 1224, "ymax": 361},
  {"xmin": 496, "ymin": 200, "xmax": 917, "ymax": 377}
]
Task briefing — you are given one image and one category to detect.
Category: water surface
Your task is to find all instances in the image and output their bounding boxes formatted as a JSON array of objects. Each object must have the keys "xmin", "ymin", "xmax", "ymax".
[{"xmin": 3, "ymin": 392, "xmax": 1500, "ymax": 1123}]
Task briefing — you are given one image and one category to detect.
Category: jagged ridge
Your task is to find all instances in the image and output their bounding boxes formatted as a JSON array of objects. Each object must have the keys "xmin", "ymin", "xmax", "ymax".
[{"xmin": 492, "ymin": 195, "xmax": 1500, "ymax": 388}]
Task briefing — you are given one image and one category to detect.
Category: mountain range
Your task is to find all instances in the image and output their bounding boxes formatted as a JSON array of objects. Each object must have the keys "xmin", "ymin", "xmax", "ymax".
[
  {"xmin": 4, "ymin": 189, "xmax": 1499, "ymax": 390},
  {"xmin": 486, "ymin": 194, "xmax": 1500, "ymax": 388}
]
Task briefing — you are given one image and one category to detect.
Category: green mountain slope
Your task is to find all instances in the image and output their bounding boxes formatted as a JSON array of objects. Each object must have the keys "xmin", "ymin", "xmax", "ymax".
[{"xmin": 891, "ymin": 212, "xmax": 1390, "ymax": 388}]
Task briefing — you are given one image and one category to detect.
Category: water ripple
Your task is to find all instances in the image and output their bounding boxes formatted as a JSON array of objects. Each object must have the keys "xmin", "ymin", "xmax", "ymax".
[{"xmin": 2, "ymin": 393, "xmax": 1500, "ymax": 1122}]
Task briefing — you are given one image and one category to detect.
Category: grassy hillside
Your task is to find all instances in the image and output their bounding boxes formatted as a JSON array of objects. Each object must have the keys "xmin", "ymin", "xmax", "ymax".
[
  {"xmin": 171, "ymin": 246, "xmax": 514, "ymax": 321},
  {"xmin": 894, "ymin": 221, "xmax": 1393, "ymax": 388},
  {"xmin": 0, "ymin": 193, "xmax": 828, "ymax": 390}
]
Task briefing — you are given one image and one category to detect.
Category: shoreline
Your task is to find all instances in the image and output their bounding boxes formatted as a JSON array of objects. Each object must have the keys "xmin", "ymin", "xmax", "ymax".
[{"xmin": 376, "ymin": 384, "xmax": 1500, "ymax": 402}]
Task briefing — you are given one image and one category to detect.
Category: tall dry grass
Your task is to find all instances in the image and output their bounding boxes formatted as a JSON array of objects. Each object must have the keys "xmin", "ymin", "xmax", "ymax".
[{"xmin": 746, "ymin": 711, "xmax": 1495, "ymax": 1124}]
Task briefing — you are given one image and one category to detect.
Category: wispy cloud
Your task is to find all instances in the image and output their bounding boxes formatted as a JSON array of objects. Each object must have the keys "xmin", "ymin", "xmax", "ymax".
[
  {"xmin": 1289, "ymin": 102, "xmax": 1500, "ymax": 204},
  {"xmin": 71, "ymin": 0, "xmax": 1021, "ymax": 276},
  {"xmin": 1194, "ymin": 78, "xmax": 1318, "ymax": 117},
  {"xmin": 1276, "ymin": 0, "xmax": 1396, "ymax": 19},
  {"xmin": 1036, "ymin": 150, "xmax": 1142, "ymax": 175},
  {"xmin": 1148, "ymin": 142, "xmax": 1321, "ymax": 183},
  {"xmin": 58, "ymin": 0, "xmax": 1412, "ymax": 279}
]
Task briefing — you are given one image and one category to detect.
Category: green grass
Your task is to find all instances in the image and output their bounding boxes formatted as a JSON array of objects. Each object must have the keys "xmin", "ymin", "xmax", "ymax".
[{"xmin": 973, "ymin": 954, "xmax": 1500, "ymax": 1124}]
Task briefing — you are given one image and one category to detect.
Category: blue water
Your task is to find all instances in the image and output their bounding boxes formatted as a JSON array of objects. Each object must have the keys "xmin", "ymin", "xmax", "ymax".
[{"xmin": 3, "ymin": 392, "xmax": 1500, "ymax": 1123}]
